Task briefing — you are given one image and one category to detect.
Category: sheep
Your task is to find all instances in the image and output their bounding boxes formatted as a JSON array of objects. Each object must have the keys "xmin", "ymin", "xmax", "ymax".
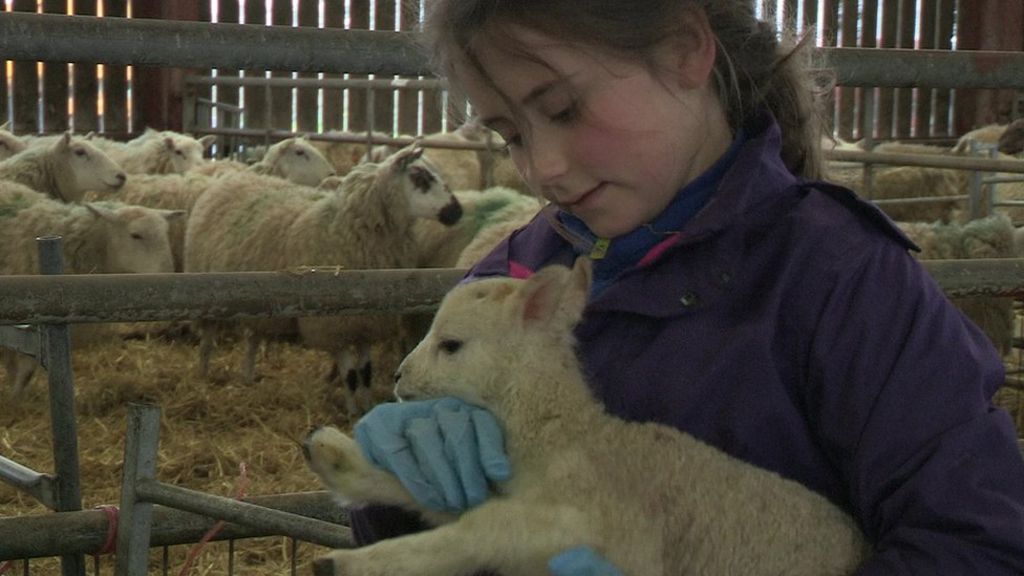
[
  {"xmin": 0, "ymin": 181, "xmax": 182, "ymax": 394},
  {"xmin": 897, "ymin": 214, "xmax": 1017, "ymax": 354},
  {"xmin": 309, "ymin": 131, "xmax": 394, "ymax": 176},
  {"xmin": 184, "ymin": 145, "xmax": 462, "ymax": 415},
  {"xmin": 89, "ymin": 128, "xmax": 217, "ymax": 175},
  {"xmin": 247, "ymin": 135, "xmax": 336, "ymax": 186},
  {"xmin": 0, "ymin": 121, "xmax": 27, "ymax": 161},
  {"xmin": 953, "ymin": 120, "xmax": 1024, "ymax": 156},
  {"xmin": 303, "ymin": 258, "xmax": 868, "ymax": 576},
  {"xmin": 0, "ymin": 132, "xmax": 126, "ymax": 203},
  {"xmin": 412, "ymin": 186, "xmax": 544, "ymax": 269}
]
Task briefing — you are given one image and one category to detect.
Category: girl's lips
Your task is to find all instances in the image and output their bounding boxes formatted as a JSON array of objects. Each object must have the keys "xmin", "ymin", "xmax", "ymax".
[{"xmin": 567, "ymin": 182, "xmax": 606, "ymax": 209}]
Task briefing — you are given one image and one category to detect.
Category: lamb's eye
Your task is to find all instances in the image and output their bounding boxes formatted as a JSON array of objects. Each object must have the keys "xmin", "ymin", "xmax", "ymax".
[
  {"xmin": 74, "ymin": 148, "xmax": 87, "ymax": 157},
  {"xmin": 130, "ymin": 233, "xmax": 143, "ymax": 240},
  {"xmin": 439, "ymin": 339, "xmax": 462, "ymax": 355}
]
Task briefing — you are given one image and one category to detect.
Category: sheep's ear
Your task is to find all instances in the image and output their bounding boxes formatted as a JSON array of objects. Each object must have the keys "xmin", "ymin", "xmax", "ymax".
[
  {"xmin": 0, "ymin": 120, "xmax": 9, "ymax": 131},
  {"xmin": 163, "ymin": 136, "xmax": 176, "ymax": 151},
  {"xmin": 517, "ymin": 262, "xmax": 586, "ymax": 330},
  {"xmin": 198, "ymin": 134, "xmax": 218, "ymax": 152},
  {"xmin": 316, "ymin": 175, "xmax": 345, "ymax": 191},
  {"xmin": 83, "ymin": 131, "xmax": 96, "ymax": 140},
  {"xmin": 160, "ymin": 209, "xmax": 187, "ymax": 222},
  {"xmin": 393, "ymin": 144, "xmax": 424, "ymax": 171},
  {"xmin": 84, "ymin": 203, "xmax": 114, "ymax": 221}
]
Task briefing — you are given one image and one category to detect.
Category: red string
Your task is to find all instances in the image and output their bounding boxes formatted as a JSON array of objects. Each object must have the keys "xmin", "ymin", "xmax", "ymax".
[
  {"xmin": 0, "ymin": 560, "xmax": 12, "ymax": 574},
  {"xmin": 178, "ymin": 462, "xmax": 250, "ymax": 576},
  {"xmin": 93, "ymin": 505, "xmax": 119, "ymax": 556}
]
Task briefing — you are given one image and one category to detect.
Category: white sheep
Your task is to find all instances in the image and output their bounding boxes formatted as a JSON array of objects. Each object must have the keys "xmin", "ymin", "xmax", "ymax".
[
  {"xmin": 90, "ymin": 128, "xmax": 216, "ymax": 175},
  {"xmin": 304, "ymin": 258, "xmax": 868, "ymax": 576},
  {"xmin": 0, "ymin": 181, "xmax": 182, "ymax": 394},
  {"xmin": 0, "ymin": 132, "xmax": 126, "ymax": 203},
  {"xmin": 897, "ymin": 214, "xmax": 1017, "ymax": 354},
  {"xmin": 241, "ymin": 135, "xmax": 337, "ymax": 186},
  {"xmin": 0, "ymin": 121, "xmax": 27, "ymax": 161},
  {"xmin": 184, "ymin": 145, "xmax": 462, "ymax": 414},
  {"xmin": 412, "ymin": 186, "xmax": 544, "ymax": 269},
  {"xmin": 953, "ymin": 120, "xmax": 1024, "ymax": 156},
  {"xmin": 310, "ymin": 131, "xmax": 394, "ymax": 177}
]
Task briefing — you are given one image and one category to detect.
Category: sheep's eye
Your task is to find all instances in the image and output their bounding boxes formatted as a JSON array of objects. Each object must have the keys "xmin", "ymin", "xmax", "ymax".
[
  {"xmin": 175, "ymin": 150, "xmax": 185, "ymax": 156},
  {"xmin": 439, "ymin": 339, "xmax": 462, "ymax": 355},
  {"xmin": 74, "ymin": 148, "xmax": 88, "ymax": 157},
  {"xmin": 296, "ymin": 149, "xmax": 306, "ymax": 156},
  {"xmin": 130, "ymin": 233, "xmax": 143, "ymax": 240}
]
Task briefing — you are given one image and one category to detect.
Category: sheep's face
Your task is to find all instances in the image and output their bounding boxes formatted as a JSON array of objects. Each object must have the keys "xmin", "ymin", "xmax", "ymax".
[
  {"xmin": 87, "ymin": 204, "xmax": 183, "ymax": 273},
  {"xmin": 272, "ymin": 138, "xmax": 336, "ymax": 187},
  {"xmin": 56, "ymin": 134, "xmax": 127, "ymax": 193},
  {"xmin": 162, "ymin": 134, "xmax": 209, "ymax": 174},
  {"xmin": 400, "ymin": 156, "xmax": 463, "ymax": 227},
  {"xmin": 395, "ymin": 260, "xmax": 591, "ymax": 409}
]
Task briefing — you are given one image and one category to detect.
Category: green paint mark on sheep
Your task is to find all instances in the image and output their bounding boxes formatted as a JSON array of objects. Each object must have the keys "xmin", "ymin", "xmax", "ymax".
[
  {"xmin": 229, "ymin": 194, "xmax": 272, "ymax": 234},
  {"xmin": 0, "ymin": 192, "xmax": 33, "ymax": 219}
]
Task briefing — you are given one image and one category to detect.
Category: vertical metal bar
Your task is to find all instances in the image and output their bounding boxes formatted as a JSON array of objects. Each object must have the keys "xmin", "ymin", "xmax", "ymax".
[
  {"xmin": 228, "ymin": 538, "xmax": 235, "ymax": 576},
  {"xmin": 37, "ymin": 236, "xmax": 86, "ymax": 576},
  {"xmin": 162, "ymin": 545, "xmax": 169, "ymax": 576},
  {"xmin": 114, "ymin": 403, "xmax": 162, "ymax": 576},
  {"xmin": 290, "ymin": 538, "xmax": 298, "ymax": 576}
]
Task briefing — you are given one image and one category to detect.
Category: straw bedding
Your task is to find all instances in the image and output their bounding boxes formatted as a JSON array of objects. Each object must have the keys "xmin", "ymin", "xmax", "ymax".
[{"xmin": 0, "ymin": 325, "xmax": 404, "ymax": 575}]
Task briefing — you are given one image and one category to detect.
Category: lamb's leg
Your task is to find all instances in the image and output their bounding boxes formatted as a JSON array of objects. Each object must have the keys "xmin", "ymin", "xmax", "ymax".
[
  {"xmin": 242, "ymin": 327, "xmax": 259, "ymax": 383},
  {"xmin": 303, "ymin": 426, "xmax": 448, "ymax": 520},
  {"xmin": 354, "ymin": 342, "xmax": 374, "ymax": 414},
  {"xmin": 196, "ymin": 322, "xmax": 214, "ymax": 378},
  {"xmin": 332, "ymin": 348, "xmax": 361, "ymax": 418},
  {"xmin": 313, "ymin": 499, "xmax": 594, "ymax": 576},
  {"xmin": 11, "ymin": 354, "xmax": 37, "ymax": 396}
]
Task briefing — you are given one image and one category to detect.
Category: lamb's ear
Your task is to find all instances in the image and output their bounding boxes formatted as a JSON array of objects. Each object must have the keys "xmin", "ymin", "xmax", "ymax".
[
  {"xmin": 163, "ymin": 136, "xmax": 176, "ymax": 151},
  {"xmin": 57, "ymin": 131, "xmax": 73, "ymax": 150},
  {"xmin": 0, "ymin": 120, "xmax": 9, "ymax": 131},
  {"xmin": 517, "ymin": 263, "xmax": 586, "ymax": 330},
  {"xmin": 199, "ymin": 134, "xmax": 218, "ymax": 152},
  {"xmin": 84, "ymin": 203, "xmax": 114, "ymax": 221}
]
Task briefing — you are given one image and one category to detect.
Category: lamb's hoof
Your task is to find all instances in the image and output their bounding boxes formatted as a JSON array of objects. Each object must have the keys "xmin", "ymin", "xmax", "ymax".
[{"xmin": 312, "ymin": 557, "xmax": 337, "ymax": 576}]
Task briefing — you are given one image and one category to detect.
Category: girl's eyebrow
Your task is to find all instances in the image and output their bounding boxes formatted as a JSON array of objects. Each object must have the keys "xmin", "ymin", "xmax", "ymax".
[{"xmin": 480, "ymin": 78, "xmax": 568, "ymax": 128}]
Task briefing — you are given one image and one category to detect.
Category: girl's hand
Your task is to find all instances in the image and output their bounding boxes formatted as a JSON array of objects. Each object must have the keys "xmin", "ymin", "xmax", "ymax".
[
  {"xmin": 549, "ymin": 547, "xmax": 624, "ymax": 576},
  {"xmin": 353, "ymin": 397, "xmax": 511, "ymax": 512}
]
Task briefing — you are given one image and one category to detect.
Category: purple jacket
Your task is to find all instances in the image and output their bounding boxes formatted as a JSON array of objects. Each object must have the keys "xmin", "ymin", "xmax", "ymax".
[{"xmin": 352, "ymin": 114, "xmax": 1024, "ymax": 573}]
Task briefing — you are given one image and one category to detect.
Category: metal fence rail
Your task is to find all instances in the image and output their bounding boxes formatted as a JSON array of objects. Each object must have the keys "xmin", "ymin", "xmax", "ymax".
[{"xmin": 2, "ymin": 13, "xmax": 1024, "ymax": 89}]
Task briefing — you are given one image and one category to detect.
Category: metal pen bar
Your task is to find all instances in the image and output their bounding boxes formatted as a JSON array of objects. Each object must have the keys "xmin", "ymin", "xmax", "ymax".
[
  {"xmin": 186, "ymin": 75, "xmax": 444, "ymax": 91},
  {"xmin": 2, "ymin": 14, "xmax": 1024, "ymax": 88},
  {"xmin": 0, "ymin": 13, "xmax": 429, "ymax": 75},
  {"xmin": 827, "ymin": 149, "xmax": 1024, "ymax": 174},
  {"xmin": 0, "ymin": 268, "xmax": 468, "ymax": 325},
  {"xmin": 0, "ymin": 455, "xmax": 57, "ymax": 511},
  {"xmin": 134, "ymin": 480, "xmax": 353, "ymax": 550},
  {"xmin": 0, "ymin": 325, "xmax": 39, "ymax": 358},
  {"xmin": 36, "ymin": 237, "xmax": 85, "ymax": 576},
  {"xmin": 0, "ymin": 491, "xmax": 347, "ymax": 560}
]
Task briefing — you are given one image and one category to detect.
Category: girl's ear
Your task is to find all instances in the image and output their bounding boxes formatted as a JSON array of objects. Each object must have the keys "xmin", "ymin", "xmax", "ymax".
[{"xmin": 672, "ymin": 6, "xmax": 718, "ymax": 90}]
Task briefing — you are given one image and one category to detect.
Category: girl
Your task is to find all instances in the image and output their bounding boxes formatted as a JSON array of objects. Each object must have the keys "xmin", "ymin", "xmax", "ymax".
[{"xmin": 351, "ymin": 1, "xmax": 1024, "ymax": 574}]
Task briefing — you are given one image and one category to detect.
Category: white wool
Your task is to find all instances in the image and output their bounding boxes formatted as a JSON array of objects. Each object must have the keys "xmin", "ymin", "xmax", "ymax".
[{"xmin": 0, "ymin": 132, "xmax": 126, "ymax": 202}]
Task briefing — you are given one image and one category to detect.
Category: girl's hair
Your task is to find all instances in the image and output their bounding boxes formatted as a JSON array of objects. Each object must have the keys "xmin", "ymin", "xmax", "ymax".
[{"xmin": 419, "ymin": 0, "xmax": 832, "ymax": 180}]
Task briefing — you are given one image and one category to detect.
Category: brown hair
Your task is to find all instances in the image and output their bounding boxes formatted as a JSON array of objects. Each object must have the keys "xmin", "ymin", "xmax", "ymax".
[{"xmin": 418, "ymin": 0, "xmax": 832, "ymax": 180}]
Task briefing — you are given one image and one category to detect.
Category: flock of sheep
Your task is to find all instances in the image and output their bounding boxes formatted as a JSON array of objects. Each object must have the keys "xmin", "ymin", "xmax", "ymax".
[
  {"xmin": 1, "ymin": 118, "xmax": 1023, "ymax": 407},
  {"xmin": 0, "ymin": 121, "xmax": 543, "ymax": 413}
]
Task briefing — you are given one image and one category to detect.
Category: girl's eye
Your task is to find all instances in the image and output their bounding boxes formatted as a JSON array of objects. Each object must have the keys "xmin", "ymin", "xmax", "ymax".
[
  {"xmin": 439, "ymin": 339, "xmax": 462, "ymax": 354},
  {"xmin": 550, "ymin": 103, "xmax": 580, "ymax": 124}
]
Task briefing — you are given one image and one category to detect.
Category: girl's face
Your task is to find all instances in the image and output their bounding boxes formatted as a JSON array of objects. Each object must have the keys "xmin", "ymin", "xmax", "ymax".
[{"xmin": 458, "ymin": 26, "xmax": 732, "ymax": 238}]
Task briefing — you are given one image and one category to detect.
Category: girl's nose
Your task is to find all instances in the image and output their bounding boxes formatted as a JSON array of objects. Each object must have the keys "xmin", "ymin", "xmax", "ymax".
[{"xmin": 524, "ymin": 134, "xmax": 570, "ymax": 188}]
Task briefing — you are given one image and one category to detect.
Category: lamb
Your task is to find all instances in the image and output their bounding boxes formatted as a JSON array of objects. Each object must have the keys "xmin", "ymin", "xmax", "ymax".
[
  {"xmin": 304, "ymin": 258, "xmax": 868, "ymax": 576},
  {"xmin": 0, "ymin": 121, "xmax": 27, "ymax": 161},
  {"xmin": 0, "ymin": 181, "xmax": 182, "ymax": 394},
  {"xmin": 897, "ymin": 214, "xmax": 1017, "ymax": 354},
  {"xmin": 89, "ymin": 128, "xmax": 217, "ymax": 175},
  {"xmin": 184, "ymin": 145, "xmax": 462, "ymax": 415},
  {"xmin": 0, "ymin": 132, "xmax": 126, "ymax": 202}
]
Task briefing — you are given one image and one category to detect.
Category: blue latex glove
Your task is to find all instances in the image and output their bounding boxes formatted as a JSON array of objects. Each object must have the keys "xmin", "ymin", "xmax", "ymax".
[
  {"xmin": 549, "ymin": 547, "xmax": 624, "ymax": 576},
  {"xmin": 354, "ymin": 396, "xmax": 511, "ymax": 512}
]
